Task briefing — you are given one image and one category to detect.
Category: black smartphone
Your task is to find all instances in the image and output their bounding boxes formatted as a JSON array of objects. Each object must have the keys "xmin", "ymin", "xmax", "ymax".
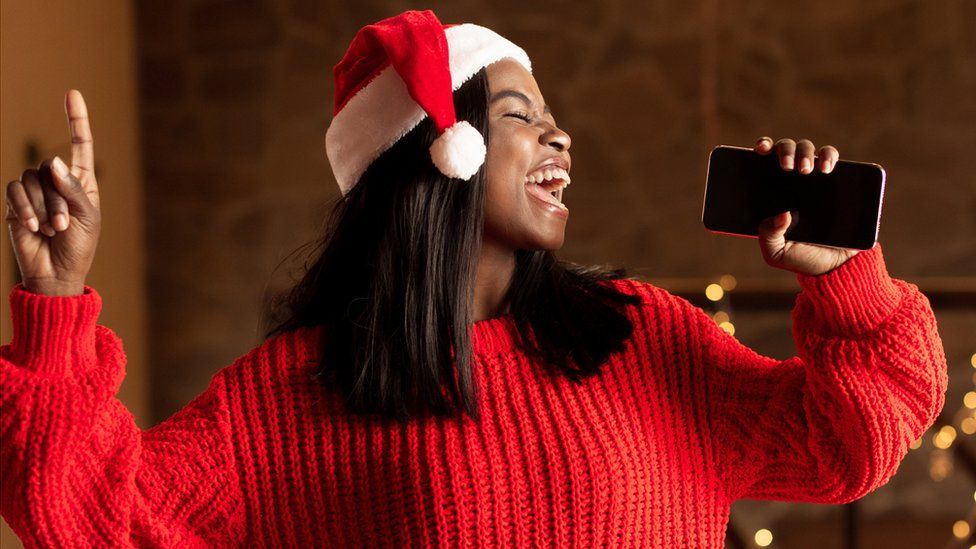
[{"xmin": 701, "ymin": 145, "xmax": 886, "ymax": 251}]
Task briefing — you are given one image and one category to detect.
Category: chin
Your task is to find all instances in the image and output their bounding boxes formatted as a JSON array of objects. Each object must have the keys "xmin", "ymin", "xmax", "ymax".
[{"xmin": 526, "ymin": 233, "xmax": 565, "ymax": 251}]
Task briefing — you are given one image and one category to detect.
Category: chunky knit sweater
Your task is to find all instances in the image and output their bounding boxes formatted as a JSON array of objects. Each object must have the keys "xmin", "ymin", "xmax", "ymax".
[{"xmin": 0, "ymin": 243, "xmax": 947, "ymax": 548}]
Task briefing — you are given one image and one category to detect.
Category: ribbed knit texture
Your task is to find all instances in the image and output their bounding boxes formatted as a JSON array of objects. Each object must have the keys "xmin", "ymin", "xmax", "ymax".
[{"xmin": 0, "ymin": 243, "xmax": 947, "ymax": 547}]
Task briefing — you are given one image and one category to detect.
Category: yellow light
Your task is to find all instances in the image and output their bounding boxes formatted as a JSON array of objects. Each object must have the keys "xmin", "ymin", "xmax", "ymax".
[
  {"xmin": 953, "ymin": 520, "xmax": 970, "ymax": 539},
  {"xmin": 754, "ymin": 528, "xmax": 773, "ymax": 547},
  {"xmin": 966, "ymin": 392, "xmax": 976, "ymax": 409},
  {"xmin": 719, "ymin": 274, "xmax": 737, "ymax": 291},
  {"xmin": 933, "ymin": 426, "xmax": 956, "ymax": 449},
  {"xmin": 962, "ymin": 417, "xmax": 976, "ymax": 435},
  {"xmin": 705, "ymin": 283, "xmax": 724, "ymax": 301},
  {"xmin": 934, "ymin": 433, "xmax": 953, "ymax": 449},
  {"xmin": 713, "ymin": 311, "xmax": 730, "ymax": 324},
  {"xmin": 909, "ymin": 437, "xmax": 923, "ymax": 450},
  {"xmin": 971, "ymin": 352, "xmax": 976, "ymax": 368},
  {"xmin": 719, "ymin": 321, "xmax": 735, "ymax": 336},
  {"xmin": 973, "ymin": 490, "xmax": 975, "ymax": 503},
  {"xmin": 930, "ymin": 449, "xmax": 953, "ymax": 481}
]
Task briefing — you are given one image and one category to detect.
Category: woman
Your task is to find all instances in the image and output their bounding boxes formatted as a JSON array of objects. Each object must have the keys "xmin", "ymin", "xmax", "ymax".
[{"xmin": 0, "ymin": 9, "xmax": 947, "ymax": 548}]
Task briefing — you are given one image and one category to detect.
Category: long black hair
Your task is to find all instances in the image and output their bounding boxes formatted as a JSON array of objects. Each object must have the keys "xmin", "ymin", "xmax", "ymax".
[{"xmin": 263, "ymin": 66, "xmax": 642, "ymax": 422}]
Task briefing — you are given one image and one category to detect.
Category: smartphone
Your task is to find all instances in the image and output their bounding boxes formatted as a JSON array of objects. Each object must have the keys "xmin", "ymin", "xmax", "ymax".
[{"xmin": 701, "ymin": 145, "xmax": 886, "ymax": 251}]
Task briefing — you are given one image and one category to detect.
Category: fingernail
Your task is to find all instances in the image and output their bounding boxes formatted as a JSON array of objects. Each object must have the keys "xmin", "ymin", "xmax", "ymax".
[
  {"xmin": 783, "ymin": 156, "xmax": 794, "ymax": 170},
  {"xmin": 42, "ymin": 224, "xmax": 56, "ymax": 237},
  {"xmin": 26, "ymin": 218, "xmax": 39, "ymax": 232},
  {"xmin": 52, "ymin": 156, "xmax": 70, "ymax": 178},
  {"xmin": 826, "ymin": 160, "xmax": 834, "ymax": 173},
  {"xmin": 800, "ymin": 158, "xmax": 811, "ymax": 173},
  {"xmin": 52, "ymin": 213, "xmax": 68, "ymax": 231}
]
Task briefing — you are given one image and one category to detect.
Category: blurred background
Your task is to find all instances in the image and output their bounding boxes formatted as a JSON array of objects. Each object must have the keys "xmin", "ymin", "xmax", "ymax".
[{"xmin": 1, "ymin": 0, "xmax": 973, "ymax": 547}]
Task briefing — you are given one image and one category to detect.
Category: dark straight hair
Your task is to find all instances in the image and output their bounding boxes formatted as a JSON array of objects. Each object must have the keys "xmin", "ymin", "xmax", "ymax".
[{"xmin": 263, "ymin": 67, "xmax": 642, "ymax": 422}]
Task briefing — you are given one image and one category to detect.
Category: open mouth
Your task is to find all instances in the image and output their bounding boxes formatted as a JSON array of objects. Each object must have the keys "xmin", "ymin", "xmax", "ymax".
[{"xmin": 524, "ymin": 166, "xmax": 570, "ymax": 209}]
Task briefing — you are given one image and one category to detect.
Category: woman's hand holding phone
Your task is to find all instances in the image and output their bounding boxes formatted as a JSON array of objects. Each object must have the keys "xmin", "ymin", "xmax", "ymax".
[
  {"xmin": 753, "ymin": 137, "xmax": 861, "ymax": 276},
  {"xmin": 4, "ymin": 90, "xmax": 102, "ymax": 296}
]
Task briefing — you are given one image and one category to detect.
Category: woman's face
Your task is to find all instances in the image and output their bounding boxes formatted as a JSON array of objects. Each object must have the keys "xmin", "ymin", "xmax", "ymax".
[{"xmin": 483, "ymin": 59, "xmax": 572, "ymax": 251}]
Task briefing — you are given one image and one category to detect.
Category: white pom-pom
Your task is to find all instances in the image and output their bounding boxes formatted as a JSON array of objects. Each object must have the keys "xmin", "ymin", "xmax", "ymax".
[{"xmin": 429, "ymin": 120, "xmax": 486, "ymax": 180}]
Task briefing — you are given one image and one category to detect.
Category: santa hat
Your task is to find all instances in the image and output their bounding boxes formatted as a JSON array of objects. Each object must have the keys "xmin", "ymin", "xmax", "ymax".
[{"xmin": 325, "ymin": 10, "xmax": 532, "ymax": 195}]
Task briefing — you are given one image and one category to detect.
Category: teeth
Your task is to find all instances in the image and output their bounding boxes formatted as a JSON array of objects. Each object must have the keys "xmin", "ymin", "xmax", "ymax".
[{"xmin": 524, "ymin": 166, "xmax": 571, "ymax": 187}]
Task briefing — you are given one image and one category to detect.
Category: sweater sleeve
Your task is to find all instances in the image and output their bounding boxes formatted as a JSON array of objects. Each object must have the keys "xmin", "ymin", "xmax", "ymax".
[
  {"xmin": 0, "ymin": 283, "xmax": 246, "ymax": 547},
  {"xmin": 686, "ymin": 243, "xmax": 948, "ymax": 504}
]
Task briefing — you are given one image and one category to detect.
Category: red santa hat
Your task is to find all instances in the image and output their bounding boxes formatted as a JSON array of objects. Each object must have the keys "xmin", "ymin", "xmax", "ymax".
[{"xmin": 325, "ymin": 10, "xmax": 532, "ymax": 195}]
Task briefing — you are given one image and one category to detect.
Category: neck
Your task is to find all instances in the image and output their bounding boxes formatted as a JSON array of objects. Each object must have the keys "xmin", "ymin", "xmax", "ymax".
[{"xmin": 472, "ymin": 238, "xmax": 515, "ymax": 323}]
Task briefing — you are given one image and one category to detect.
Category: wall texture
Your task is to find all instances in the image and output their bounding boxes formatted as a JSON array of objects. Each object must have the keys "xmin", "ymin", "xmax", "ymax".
[{"xmin": 132, "ymin": 0, "xmax": 974, "ymax": 546}]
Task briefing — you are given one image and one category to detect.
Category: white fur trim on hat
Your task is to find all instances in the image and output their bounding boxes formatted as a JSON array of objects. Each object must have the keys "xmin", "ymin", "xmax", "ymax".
[
  {"xmin": 326, "ymin": 24, "xmax": 531, "ymax": 195},
  {"xmin": 429, "ymin": 120, "xmax": 486, "ymax": 180}
]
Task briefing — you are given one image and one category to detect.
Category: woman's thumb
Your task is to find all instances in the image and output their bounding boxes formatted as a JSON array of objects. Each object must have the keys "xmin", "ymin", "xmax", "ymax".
[{"xmin": 758, "ymin": 211, "xmax": 790, "ymax": 248}]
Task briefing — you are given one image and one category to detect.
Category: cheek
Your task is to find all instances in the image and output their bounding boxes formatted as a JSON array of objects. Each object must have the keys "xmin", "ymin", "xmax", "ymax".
[{"xmin": 486, "ymin": 126, "xmax": 534, "ymax": 190}]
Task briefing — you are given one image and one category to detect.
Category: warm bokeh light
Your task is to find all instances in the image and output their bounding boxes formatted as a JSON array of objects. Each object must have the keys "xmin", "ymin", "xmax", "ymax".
[
  {"xmin": 719, "ymin": 321, "xmax": 735, "ymax": 336},
  {"xmin": 718, "ymin": 274, "xmax": 737, "ymax": 291},
  {"xmin": 964, "ymin": 391, "xmax": 976, "ymax": 409},
  {"xmin": 930, "ymin": 450, "xmax": 953, "ymax": 481},
  {"xmin": 910, "ymin": 437, "xmax": 923, "ymax": 450},
  {"xmin": 713, "ymin": 311, "xmax": 729, "ymax": 324},
  {"xmin": 705, "ymin": 283, "xmax": 724, "ymax": 301},
  {"xmin": 754, "ymin": 528, "xmax": 773, "ymax": 547},
  {"xmin": 953, "ymin": 520, "xmax": 970, "ymax": 539},
  {"xmin": 971, "ymin": 352, "xmax": 976, "ymax": 368},
  {"xmin": 934, "ymin": 426, "xmax": 957, "ymax": 449}
]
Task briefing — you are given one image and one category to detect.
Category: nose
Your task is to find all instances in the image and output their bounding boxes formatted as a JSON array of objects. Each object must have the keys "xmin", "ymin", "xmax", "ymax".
[{"xmin": 540, "ymin": 123, "xmax": 571, "ymax": 152}]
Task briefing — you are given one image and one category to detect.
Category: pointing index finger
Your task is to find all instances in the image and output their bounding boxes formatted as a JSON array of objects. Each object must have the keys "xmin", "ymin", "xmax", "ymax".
[{"xmin": 64, "ymin": 89, "xmax": 94, "ymax": 178}]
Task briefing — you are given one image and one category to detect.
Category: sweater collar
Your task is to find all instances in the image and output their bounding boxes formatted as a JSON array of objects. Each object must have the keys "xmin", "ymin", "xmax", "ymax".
[{"xmin": 469, "ymin": 312, "xmax": 518, "ymax": 352}]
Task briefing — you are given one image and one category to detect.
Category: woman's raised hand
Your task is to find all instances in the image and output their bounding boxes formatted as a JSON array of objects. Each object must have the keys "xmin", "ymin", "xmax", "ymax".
[
  {"xmin": 753, "ymin": 136, "xmax": 861, "ymax": 276},
  {"xmin": 4, "ymin": 90, "xmax": 101, "ymax": 296}
]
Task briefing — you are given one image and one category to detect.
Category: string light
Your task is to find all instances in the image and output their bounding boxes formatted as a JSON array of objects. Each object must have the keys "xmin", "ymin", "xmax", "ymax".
[
  {"xmin": 718, "ymin": 274, "xmax": 737, "ymax": 291},
  {"xmin": 935, "ymin": 351, "xmax": 976, "ymax": 541},
  {"xmin": 934, "ymin": 425, "xmax": 957, "ymax": 449},
  {"xmin": 929, "ymin": 448, "xmax": 953, "ymax": 481},
  {"xmin": 705, "ymin": 283, "xmax": 724, "ymax": 301},
  {"xmin": 719, "ymin": 321, "xmax": 735, "ymax": 336},
  {"xmin": 706, "ymin": 277, "xmax": 734, "ymax": 335},
  {"xmin": 754, "ymin": 528, "xmax": 773, "ymax": 547}
]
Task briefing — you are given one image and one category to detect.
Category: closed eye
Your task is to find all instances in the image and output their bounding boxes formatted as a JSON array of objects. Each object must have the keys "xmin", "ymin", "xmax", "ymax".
[{"xmin": 506, "ymin": 111, "xmax": 532, "ymax": 123}]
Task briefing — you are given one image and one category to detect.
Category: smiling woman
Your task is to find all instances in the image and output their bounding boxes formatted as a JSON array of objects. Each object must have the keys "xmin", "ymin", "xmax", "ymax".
[
  {"xmin": 0, "ymin": 7, "xmax": 947, "ymax": 549},
  {"xmin": 264, "ymin": 46, "xmax": 642, "ymax": 423},
  {"xmin": 484, "ymin": 60, "xmax": 574, "ymax": 244}
]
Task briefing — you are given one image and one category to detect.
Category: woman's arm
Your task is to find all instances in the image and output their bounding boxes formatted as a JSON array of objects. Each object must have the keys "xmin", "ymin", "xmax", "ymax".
[
  {"xmin": 687, "ymin": 243, "xmax": 947, "ymax": 504},
  {"xmin": 0, "ymin": 284, "xmax": 246, "ymax": 547}
]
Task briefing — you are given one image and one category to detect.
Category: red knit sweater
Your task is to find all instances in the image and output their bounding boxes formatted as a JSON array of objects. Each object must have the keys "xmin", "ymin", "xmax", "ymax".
[{"xmin": 0, "ymin": 243, "xmax": 947, "ymax": 547}]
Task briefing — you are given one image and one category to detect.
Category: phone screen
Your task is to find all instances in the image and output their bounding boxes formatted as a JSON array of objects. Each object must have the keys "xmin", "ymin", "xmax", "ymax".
[{"xmin": 701, "ymin": 145, "xmax": 886, "ymax": 250}]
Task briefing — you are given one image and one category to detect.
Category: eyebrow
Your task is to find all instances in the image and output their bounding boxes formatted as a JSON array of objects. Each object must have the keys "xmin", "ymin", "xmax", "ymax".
[{"xmin": 489, "ymin": 89, "xmax": 551, "ymax": 115}]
